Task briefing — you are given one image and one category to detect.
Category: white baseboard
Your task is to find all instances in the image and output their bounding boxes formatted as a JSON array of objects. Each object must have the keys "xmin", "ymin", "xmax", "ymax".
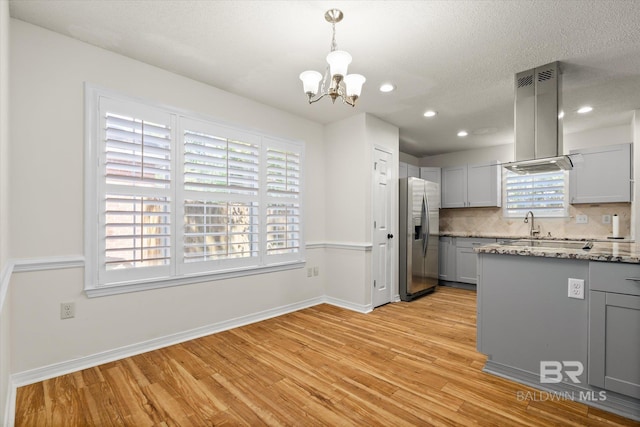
[
  {"xmin": 11, "ymin": 296, "xmax": 325, "ymax": 388},
  {"xmin": 323, "ymin": 296, "xmax": 373, "ymax": 314}
]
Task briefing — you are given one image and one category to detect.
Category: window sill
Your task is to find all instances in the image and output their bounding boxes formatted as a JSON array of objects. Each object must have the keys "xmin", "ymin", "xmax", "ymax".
[{"xmin": 85, "ymin": 261, "xmax": 305, "ymax": 298}]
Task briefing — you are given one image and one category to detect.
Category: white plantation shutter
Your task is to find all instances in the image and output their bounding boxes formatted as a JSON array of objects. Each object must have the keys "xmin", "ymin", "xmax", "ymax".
[
  {"xmin": 504, "ymin": 169, "xmax": 567, "ymax": 217},
  {"xmin": 86, "ymin": 87, "xmax": 304, "ymax": 293},
  {"xmin": 183, "ymin": 129, "xmax": 260, "ymax": 195},
  {"xmin": 265, "ymin": 141, "xmax": 302, "ymax": 257},
  {"xmin": 183, "ymin": 200, "xmax": 259, "ymax": 263},
  {"xmin": 104, "ymin": 195, "xmax": 171, "ymax": 268},
  {"xmin": 98, "ymin": 97, "xmax": 173, "ymax": 284},
  {"xmin": 180, "ymin": 119, "xmax": 261, "ymax": 272}
]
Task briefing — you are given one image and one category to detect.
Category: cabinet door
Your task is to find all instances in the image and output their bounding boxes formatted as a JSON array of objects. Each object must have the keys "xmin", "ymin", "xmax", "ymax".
[
  {"xmin": 407, "ymin": 164, "xmax": 420, "ymax": 178},
  {"xmin": 438, "ymin": 237, "xmax": 454, "ymax": 281},
  {"xmin": 420, "ymin": 167, "xmax": 441, "ymax": 185},
  {"xmin": 455, "ymin": 238, "xmax": 496, "ymax": 284},
  {"xmin": 589, "ymin": 291, "xmax": 640, "ymax": 399},
  {"xmin": 467, "ymin": 161, "xmax": 501, "ymax": 207},
  {"xmin": 456, "ymin": 246, "xmax": 477, "ymax": 284},
  {"xmin": 441, "ymin": 166, "xmax": 467, "ymax": 208},
  {"xmin": 570, "ymin": 143, "xmax": 631, "ymax": 204}
]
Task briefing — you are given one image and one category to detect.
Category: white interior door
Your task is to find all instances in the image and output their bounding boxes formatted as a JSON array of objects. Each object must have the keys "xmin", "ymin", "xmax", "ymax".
[{"xmin": 372, "ymin": 148, "xmax": 393, "ymax": 308}]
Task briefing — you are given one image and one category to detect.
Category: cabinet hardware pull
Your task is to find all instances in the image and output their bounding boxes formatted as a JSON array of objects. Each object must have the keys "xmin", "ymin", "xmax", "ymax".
[{"xmin": 624, "ymin": 277, "xmax": 640, "ymax": 282}]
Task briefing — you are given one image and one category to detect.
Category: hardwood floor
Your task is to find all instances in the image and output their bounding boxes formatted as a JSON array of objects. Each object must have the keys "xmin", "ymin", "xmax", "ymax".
[{"xmin": 15, "ymin": 286, "xmax": 638, "ymax": 426}]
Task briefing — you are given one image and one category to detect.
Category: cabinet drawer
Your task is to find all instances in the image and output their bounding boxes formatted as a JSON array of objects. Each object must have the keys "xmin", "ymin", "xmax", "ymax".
[{"xmin": 590, "ymin": 262, "xmax": 640, "ymax": 296}]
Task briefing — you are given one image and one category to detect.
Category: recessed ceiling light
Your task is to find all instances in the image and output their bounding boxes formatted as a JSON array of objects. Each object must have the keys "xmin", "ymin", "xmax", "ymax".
[
  {"xmin": 379, "ymin": 83, "xmax": 395, "ymax": 93},
  {"xmin": 577, "ymin": 106, "xmax": 593, "ymax": 114},
  {"xmin": 423, "ymin": 110, "xmax": 437, "ymax": 118},
  {"xmin": 457, "ymin": 130, "xmax": 468, "ymax": 137}
]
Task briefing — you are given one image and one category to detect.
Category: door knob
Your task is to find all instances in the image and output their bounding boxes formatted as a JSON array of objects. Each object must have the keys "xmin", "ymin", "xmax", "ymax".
[{"xmin": 387, "ymin": 234, "xmax": 394, "ymax": 239}]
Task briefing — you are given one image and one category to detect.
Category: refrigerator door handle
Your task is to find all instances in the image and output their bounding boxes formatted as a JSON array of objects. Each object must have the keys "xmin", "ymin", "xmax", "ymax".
[{"xmin": 421, "ymin": 193, "xmax": 429, "ymax": 257}]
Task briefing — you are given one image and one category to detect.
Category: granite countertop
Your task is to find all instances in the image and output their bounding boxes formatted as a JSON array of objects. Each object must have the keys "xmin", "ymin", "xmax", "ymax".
[
  {"xmin": 475, "ymin": 241, "xmax": 640, "ymax": 264},
  {"xmin": 440, "ymin": 232, "xmax": 632, "ymax": 243}
]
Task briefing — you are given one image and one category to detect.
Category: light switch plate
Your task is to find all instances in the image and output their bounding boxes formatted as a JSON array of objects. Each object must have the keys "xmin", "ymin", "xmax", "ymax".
[{"xmin": 602, "ymin": 215, "xmax": 611, "ymax": 224}]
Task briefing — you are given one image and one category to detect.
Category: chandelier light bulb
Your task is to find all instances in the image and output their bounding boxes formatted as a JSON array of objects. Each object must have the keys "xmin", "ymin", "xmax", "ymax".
[
  {"xmin": 326, "ymin": 50, "xmax": 352, "ymax": 79},
  {"xmin": 344, "ymin": 74, "xmax": 366, "ymax": 97},
  {"xmin": 299, "ymin": 70, "xmax": 323, "ymax": 96}
]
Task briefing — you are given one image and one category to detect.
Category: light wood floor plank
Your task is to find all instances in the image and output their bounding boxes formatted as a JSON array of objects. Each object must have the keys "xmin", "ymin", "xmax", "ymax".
[{"xmin": 15, "ymin": 286, "xmax": 639, "ymax": 426}]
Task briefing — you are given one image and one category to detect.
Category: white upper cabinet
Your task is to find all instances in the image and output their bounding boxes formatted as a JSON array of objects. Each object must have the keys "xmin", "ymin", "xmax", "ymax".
[
  {"xmin": 407, "ymin": 164, "xmax": 420, "ymax": 178},
  {"xmin": 399, "ymin": 162, "xmax": 419, "ymax": 178},
  {"xmin": 442, "ymin": 161, "xmax": 501, "ymax": 208},
  {"xmin": 569, "ymin": 143, "xmax": 632, "ymax": 204},
  {"xmin": 442, "ymin": 165, "xmax": 467, "ymax": 208},
  {"xmin": 420, "ymin": 167, "xmax": 441, "ymax": 185}
]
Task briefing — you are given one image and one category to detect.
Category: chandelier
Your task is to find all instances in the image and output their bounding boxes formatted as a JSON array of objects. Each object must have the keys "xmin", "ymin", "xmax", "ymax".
[{"xmin": 299, "ymin": 9, "xmax": 366, "ymax": 107}]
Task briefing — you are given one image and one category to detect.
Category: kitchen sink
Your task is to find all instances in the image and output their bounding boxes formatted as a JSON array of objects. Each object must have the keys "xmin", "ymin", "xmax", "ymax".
[{"xmin": 499, "ymin": 239, "xmax": 594, "ymax": 250}]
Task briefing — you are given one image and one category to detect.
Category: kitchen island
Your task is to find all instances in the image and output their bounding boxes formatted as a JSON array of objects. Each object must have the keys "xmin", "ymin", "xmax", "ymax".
[{"xmin": 475, "ymin": 241, "xmax": 640, "ymax": 422}]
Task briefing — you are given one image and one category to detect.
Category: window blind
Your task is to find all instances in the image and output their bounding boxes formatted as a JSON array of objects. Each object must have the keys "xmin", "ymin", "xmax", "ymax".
[
  {"xmin": 181, "ymin": 121, "xmax": 262, "ymax": 269},
  {"xmin": 265, "ymin": 146, "xmax": 301, "ymax": 256},
  {"xmin": 504, "ymin": 170, "xmax": 567, "ymax": 217},
  {"xmin": 101, "ymin": 104, "xmax": 172, "ymax": 279},
  {"xmin": 184, "ymin": 130, "xmax": 259, "ymax": 196}
]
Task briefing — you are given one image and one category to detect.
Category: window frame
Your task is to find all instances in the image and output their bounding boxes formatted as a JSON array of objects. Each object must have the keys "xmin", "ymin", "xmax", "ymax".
[
  {"xmin": 502, "ymin": 167, "xmax": 569, "ymax": 218},
  {"xmin": 84, "ymin": 84, "xmax": 305, "ymax": 297}
]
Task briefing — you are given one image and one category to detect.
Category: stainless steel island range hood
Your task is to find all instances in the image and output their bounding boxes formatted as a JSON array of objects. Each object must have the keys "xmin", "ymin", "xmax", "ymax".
[{"xmin": 504, "ymin": 61, "xmax": 573, "ymax": 174}]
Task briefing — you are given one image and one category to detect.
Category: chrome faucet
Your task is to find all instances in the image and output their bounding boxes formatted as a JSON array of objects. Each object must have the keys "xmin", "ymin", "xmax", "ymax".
[{"xmin": 524, "ymin": 211, "xmax": 540, "ymax": 237}]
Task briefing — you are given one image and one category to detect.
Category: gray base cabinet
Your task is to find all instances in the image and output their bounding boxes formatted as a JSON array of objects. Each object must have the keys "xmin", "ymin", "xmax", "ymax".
[
  {"xmin": 438, "ymin": 237, "xmax": 456, "ymax": 281},
  {"xmin": 477, "ymin": 255, "xmax": 640, "ymax": 420},
  {"xmin": 477, "ymin": 254, "xmax": 590, "ymax": 380},
  {"xmin": 588, "ymin": 262, "xmax": 640, "ymax": 399},
  {"xmin": 455, "ymin": 238, "xmax": 496, "ymax": 284},
  {"xmin": 439, "ymin": 237, "xmax": 495, "ymax": 285}
]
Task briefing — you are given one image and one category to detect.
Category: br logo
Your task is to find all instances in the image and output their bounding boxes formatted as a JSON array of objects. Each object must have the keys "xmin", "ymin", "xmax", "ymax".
[{"xmin": 540, "ymin": 361, "xmax": 584, "ymax": 384}]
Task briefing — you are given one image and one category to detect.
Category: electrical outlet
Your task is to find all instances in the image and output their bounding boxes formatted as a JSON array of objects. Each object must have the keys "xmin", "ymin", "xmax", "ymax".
[
  {"xmin": 568, "ymin": 278, "xmax": 585, "ymax": 300},
  {"xmin": 307, "ymin": 267, "xmax": 313, "ymax": 277},
  {"xmin": 576, "ymin": 215, "xmax": 588, "ymax": 224},
  {"xmin": 60, "ymin": 302, "xmax": 75, "ymax": 319},
  {"xmin": 602, "ymin": 214, "xmax": 611, "ymax": 224},
  {"xmin": 313, "ymin": 267, "xmax": 319, "ymax": 276}
]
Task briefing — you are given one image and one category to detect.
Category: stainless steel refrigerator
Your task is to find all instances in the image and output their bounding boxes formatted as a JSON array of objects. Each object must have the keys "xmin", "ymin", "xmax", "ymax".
[{"xmin": 399, "ymin": 177, "xmax": 439, "ymax": 301}]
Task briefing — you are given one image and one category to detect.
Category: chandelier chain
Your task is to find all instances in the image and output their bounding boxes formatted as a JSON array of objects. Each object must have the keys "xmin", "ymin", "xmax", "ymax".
[{"xmin": 330, "ymin": 21, "xmax": 337, "ymax": 52}]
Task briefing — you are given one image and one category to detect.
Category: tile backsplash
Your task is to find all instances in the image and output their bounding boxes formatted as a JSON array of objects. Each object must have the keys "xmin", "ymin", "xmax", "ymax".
[{"xmin": 440, "ymin": 203, "xmax": 631, "ymax": 240}]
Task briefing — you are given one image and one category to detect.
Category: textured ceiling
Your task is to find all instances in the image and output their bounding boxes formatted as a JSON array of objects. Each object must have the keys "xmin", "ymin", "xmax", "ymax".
[{"xmin": 9, "ymin": 0, "xmax": 640, "ymax": 157}]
